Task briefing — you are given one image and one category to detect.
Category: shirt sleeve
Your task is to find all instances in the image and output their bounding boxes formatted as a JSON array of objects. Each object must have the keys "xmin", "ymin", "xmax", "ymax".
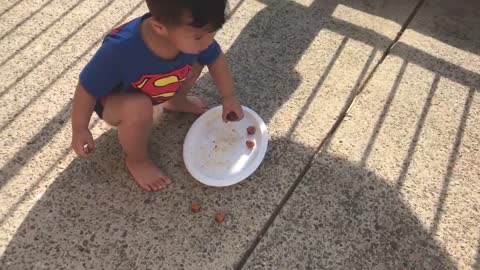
[
  {"xmin": 79, "ymin": 41, "xmax": 122, "ymax": 99},
  {"xmin": 197, "ymin": 41, "xmax": 221, "ymax": 66}
]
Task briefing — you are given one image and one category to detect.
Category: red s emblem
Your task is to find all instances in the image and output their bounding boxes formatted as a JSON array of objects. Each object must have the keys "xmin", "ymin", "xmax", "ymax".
[
  {"xmin": 131, "ymin": 65, "xmax": 192, "ymax": 103},
  {"xmin": 109, "ymin": 20, "xmax": 133, "ymax": 35}
]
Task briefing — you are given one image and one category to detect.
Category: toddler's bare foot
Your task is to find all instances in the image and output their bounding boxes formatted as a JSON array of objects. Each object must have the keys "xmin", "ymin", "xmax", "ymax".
[
  {"xmin": 163, "ymin": 95, "xmax": 209, "ymax": 115},
  {"xmin": 126, "ymin": 158, "xmax": 172, "ymax": 191}
]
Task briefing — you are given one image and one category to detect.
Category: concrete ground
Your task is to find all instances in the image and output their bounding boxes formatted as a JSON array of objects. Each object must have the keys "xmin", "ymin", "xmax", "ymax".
[{"xmin": 0, "ymin": 0, "xmax": 478, "ymax": 269}]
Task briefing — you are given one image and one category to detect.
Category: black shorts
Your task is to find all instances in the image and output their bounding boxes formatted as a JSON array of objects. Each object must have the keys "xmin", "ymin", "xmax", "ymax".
[{"xmin": 94, "ymin": 99, "xmax": 107, "ymax": 119}]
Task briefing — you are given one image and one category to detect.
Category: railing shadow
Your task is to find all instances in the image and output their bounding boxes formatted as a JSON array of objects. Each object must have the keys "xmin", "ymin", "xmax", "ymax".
[
  {"xmin": 0, "ymin": 132, "xmax": 458, "ymax": 269},
  {"xmin": 0, "ymin": 0, "xmax": 479, "ymax": 268}
]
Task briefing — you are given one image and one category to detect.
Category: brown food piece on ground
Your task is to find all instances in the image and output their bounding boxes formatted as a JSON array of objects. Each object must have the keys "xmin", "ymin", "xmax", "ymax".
[
  {"xmin": 214, "ymin": 212, "xmax": 225, "ymax": 223},
  {"xmin": 191, "ymin": 202, "xmax": 201, "ymax": 214},
  {"xmin": 246, "ymin": 140, "xmax": 255, "ymax": 149},
  {"xmin": 247, "ymin": 126, "xmax": 256, "ymax": 135}
]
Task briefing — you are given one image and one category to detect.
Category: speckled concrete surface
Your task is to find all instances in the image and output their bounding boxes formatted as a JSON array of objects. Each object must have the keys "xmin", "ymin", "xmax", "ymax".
[
  {"xmin": 1, "ymin": 0, "xmax": 478, "ymax": 269},
  {"xmin": 244, "ymin": 0, "xmax": 480, "ymax": 269},
  {"xmin": 244, "ymin": 154, "xmax": 460, "ymax": 270}
]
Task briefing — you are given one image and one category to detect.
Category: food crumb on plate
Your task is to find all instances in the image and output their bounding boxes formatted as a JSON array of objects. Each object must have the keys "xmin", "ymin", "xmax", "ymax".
[{"xmin": 246, "ymin": 140, "xmax": 255, "ymax": 149}]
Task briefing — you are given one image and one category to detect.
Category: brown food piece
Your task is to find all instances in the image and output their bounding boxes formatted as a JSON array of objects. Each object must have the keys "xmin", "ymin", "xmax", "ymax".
[
  {"xmin": 191, "ymin": 202, "xmax": 201, "ymax": 214},
  {"xmin": 226, "ymin": 112, "xmax": 238, "ymax": 121},
  {"xmin": 246, "ymin": 140, "xmax": 255, "ymax": 149},
  {"xmin": 247, "ymin": 126, "xmax": 256, "ymax": 135},
  {"xmin": 214, "ymin": 212, "xmax": 225, "ymax": 223}
]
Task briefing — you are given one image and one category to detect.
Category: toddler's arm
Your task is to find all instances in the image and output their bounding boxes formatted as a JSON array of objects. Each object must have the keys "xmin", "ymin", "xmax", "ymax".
[
  {"xmin": 208, "ymin": 51, "xmax": 244, "ymax": 122},
  {"xmin": 71, "ymin": 82, "xmax": 96, "ymax": 158}
]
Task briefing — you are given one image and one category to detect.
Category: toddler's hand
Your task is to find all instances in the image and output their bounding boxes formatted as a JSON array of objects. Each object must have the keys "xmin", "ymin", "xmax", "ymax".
[
  {"xmin": 72, "ymin": 128, "xmax": 95, "ymax": 158},
  {"xmin": 222, "ymin": 95, "xmax": 244, "ymax": 122}
]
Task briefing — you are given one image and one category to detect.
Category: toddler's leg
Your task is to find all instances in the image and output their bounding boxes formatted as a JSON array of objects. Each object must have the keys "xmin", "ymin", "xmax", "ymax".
[
  {"xmin": 163, "ymin": 63, "xmax": 209, "ymax": 114},
  {"xmin": 102, "ymin": 93, "xmax": 171, "ymax": 192}
]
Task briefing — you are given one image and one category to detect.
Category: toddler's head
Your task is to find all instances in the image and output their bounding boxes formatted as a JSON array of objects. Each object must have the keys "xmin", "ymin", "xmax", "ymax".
[{"xmin": 146, "ymin": 0, "xmax": 227, "ymax": 54}]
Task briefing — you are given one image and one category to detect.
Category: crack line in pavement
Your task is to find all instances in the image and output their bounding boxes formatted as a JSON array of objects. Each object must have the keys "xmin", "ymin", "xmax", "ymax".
[
  {"xmin": 235, "ymin": 0, "xmax": 426, "ymax": 268},
  {"xmin": 227, "ymin": 0, "xmax": 247, "ymax": 20}
]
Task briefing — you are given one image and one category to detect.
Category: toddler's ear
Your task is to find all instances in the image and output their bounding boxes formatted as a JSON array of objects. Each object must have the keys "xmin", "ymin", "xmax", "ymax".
[{"xmin": 150, "ymin": 19, "xmax": 168, "ymax": 35}]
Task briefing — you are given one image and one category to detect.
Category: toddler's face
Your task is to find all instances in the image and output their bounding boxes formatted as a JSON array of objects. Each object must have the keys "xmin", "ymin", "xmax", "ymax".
[{"xmin": 167, "ymin": 24, "xmax": 216, "ymax": 55}]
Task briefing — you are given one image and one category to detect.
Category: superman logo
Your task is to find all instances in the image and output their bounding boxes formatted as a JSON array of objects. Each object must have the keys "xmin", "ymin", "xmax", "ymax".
[
  {"xmin": 131, "ymin": 65, "xmax": 192, "ymax": 103},
  {"xmin": 108, "ymin": 20, "xmax": 132, "ymax": 36}
]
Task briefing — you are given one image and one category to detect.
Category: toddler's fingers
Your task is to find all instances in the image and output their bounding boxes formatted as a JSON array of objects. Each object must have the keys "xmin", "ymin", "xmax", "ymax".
[
  {"xmin": 222, "ymin": 111, "xmax": 227, "ymax": 122},
  {"xmin": 236, "ymin": 108, "xmax": 245, "ymax": 120},
  {"xmin": 82, "ymin": 144, "xmax": 92, "ymax": 155},
  {"xmin": 74, "ymin": 144, "xmax": 88, "ymax": 158},
  {"xmin": 83, "ymin": 144, "xmax": 94, "ymax": 156},
  {"xmin": 222, "ymin": 110, "xmax": 230, "ymax": 122},
  {"xmin": 86, "ymin": 137, "xmax": 95, "ymax": 152},
  {"xmin": 225, "ymin": 111, "xmax": 239, "ymax": 122}
]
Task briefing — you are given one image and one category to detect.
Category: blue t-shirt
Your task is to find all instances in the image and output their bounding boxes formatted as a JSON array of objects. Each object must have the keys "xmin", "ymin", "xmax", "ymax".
[{"xmin": 80, "ymin": 13, "xmax": 221, "ymax": 104}]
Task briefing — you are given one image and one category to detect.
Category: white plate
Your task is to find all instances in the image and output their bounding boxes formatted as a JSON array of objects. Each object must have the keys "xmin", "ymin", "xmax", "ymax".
[{"xmin": 183, "ymin": 106, "xmax": 268, "ymax": 187}]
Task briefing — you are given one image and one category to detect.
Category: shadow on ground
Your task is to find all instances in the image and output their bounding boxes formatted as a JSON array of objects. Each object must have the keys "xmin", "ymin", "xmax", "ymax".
[
  {"xmin": 0, "ymin": 121, "xmax": 456, "ymax": 269},
  {"xmin": 244, "ymin": 149, "xmax": 459, "ymax": 269},
  {"xmin": 1, "ymin": 0, "xmax": 479, "ymax": 268}
]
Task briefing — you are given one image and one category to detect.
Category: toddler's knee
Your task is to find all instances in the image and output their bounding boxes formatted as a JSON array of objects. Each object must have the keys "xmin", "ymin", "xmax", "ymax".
[{"xmin": 122, "ymin": 94, "xmax": 153, "ymax": 124}]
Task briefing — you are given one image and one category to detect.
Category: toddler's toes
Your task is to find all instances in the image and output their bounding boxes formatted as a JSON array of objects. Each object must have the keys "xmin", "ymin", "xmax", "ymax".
[
  {"xmin": 162, "ymin": 175, "xmax": 172, "ymax": 185},
  {"xmin": 141, "ymin": 183, "xmax": 153, "ymax": 192},
  {"xmin": 146, "ymin": 184, "xmax": 154, "ymax": 192},
  {"xmin": 149, "ymin": 183, "xmax": 159, "ymax": 192},
  {"xmin": 154, "ymin": 179, "xmax": 166, "ymax": 190}
]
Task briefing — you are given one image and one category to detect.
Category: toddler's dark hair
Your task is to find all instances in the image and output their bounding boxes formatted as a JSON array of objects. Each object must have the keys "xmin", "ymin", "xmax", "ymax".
[{"xmin": 146, "ymin": 0, "xmax": 227, "ymax": 31}]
